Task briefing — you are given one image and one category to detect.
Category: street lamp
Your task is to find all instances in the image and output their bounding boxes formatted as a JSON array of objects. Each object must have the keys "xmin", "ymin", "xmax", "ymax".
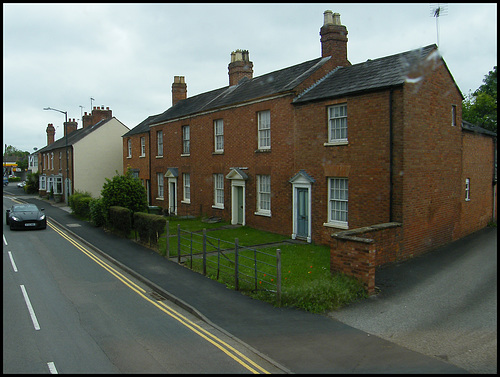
[{"xmin": 43, "ymin": 106, "xmax": 70, "ymax": 203}]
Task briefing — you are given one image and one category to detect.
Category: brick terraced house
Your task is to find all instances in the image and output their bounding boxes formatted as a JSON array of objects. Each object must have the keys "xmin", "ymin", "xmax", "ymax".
[{"xmin": 124, "ymin": 11, "xmax": 496, "ymax": 291}]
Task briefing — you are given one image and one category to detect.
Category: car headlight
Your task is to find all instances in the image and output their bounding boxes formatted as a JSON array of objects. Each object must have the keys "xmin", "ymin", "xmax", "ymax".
[
  {"xmin": 11, "ymin": 216, "xmax": 21, "ymax": 222},
  {"xmin": 38, "ymin": 214, "xmax": 46, "ymax": 221}
]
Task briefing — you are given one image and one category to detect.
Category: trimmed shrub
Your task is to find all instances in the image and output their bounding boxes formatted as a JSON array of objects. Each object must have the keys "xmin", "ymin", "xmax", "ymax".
[
  {"xmin": 68, "ymin": 191, "xmax": 92, "ymax": 219},
  {"xmin": 89, "ymin": 198, "xmax": 105, "ymax": 227},
  {"xmin": 109, "ymin": 206, "xmax": 132, "ymax": 237},
  {"xmin": 134, "ymin": 212, "xmax": 167, "ymax": 247}
]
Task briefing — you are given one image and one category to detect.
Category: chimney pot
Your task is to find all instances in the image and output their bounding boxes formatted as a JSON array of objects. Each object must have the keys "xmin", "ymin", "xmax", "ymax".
[
  {"xmin": 333, "ymin": 13, "xmax": 341, "ymax": 25},
  {"xmin": 323, "ymin": 10, "xmax": 334, "ymax": 25}
]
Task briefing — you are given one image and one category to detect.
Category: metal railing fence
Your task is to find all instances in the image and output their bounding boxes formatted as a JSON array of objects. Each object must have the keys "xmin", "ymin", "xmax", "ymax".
[{"xmin": 164, "ymin": 222, "xmax": 281, "ymax": 303}]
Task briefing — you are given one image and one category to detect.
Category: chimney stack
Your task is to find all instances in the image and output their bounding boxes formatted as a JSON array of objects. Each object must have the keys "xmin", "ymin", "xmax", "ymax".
[
  {"xmin": 228, "ymin": 49, "xmax": 253, "ymax": 86},
  {"xmin": 83, "ymin": 106, "xmax": 112, "ymax": 128},
  {"xmin": 88, "ymin": 106, "xmax": 112, "ymax": 128},
  {"xmin": 320, "ymin": 10, "xmax": 350, "ymax": 67},
  {"xmin": 82, "ymin": 112, "xmax": 92, "ymax": 129},
  {"xmin": 64, "ymin": 119, "xmax": 78, "ymax": 136},
  {"xmin": 172, "ymin": 76, "xmax": 187, "ymax": 106},
  {"xmin": 46, "ymin": 123, "xmax": 55, "ymax": 145}
]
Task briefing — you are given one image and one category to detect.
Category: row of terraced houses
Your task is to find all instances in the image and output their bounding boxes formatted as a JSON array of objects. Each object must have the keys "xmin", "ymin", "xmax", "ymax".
[{"xmin": 38, "ymin": 11, "xmax": 496, "ymax": 292}]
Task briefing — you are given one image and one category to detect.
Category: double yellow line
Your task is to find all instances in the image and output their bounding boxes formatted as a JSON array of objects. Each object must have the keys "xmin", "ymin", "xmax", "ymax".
[{"xmin": 48, "ymin": 220, "xmax": 270, "ymax": 374}]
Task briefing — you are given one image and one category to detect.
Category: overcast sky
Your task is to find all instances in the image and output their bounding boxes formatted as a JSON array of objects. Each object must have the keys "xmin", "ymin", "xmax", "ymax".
[{"xmin": 3, "ymin": 3, "xmax": 497, "ymax": 153}]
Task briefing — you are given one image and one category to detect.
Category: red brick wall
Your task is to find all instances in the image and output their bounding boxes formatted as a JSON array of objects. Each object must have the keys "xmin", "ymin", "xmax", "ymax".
[
  {"xmin": 149, "ymin": 96, "xmax": 297, "ymax": 236},
  {"xmin": 457, "ymin": 131, "xmax": 495, "ymax": 237},
  {"xmin": 293, "ymin": 90, "xmax": 393, "ymax": 245},
  {"xmin": 331, "ymin": 238, "xmax": 376, "ymax": 294},
  {"xmin": 123, "ymin": 133, "xmax": 150, "ymax": 182},
  {"xmin": 330, "ymin": 223, "xmax": 402, "ymax": 294},
  {"xmin": 397, "ymin": 58, "xmax": 464, "ymax": 260},
  {"xmin": 38, "ymin": 147, "xmax": 73, "ymax": 200}
]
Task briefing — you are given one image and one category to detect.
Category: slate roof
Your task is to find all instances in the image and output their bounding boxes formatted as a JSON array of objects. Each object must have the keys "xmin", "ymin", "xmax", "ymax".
[
  {"xmin": 122, "ymin": 114, "xmax": 160, "ymax": 137},
  {"xmin": 148, "ymin": 56, "xmax": 332, "ymax": 126},
  {"xmin": 293, "ymin": 44, "xmax": 440, "ymax": 104},
  {"xmin": 461, "ymin": 120, "xmax": 497, "ymax": 137},
  {"xmin": 129, "ymin": 44, "xmax": 460, "ymax": 132},
  {"xmin": 38, "ymin": 117, "xmax": 114, "ymax": 153}
]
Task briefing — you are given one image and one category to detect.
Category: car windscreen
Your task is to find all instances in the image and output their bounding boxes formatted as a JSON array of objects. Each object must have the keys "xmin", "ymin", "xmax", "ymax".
[{"xmin": 13, "ymin": 205, "xmax": 39, "ymax": 212}]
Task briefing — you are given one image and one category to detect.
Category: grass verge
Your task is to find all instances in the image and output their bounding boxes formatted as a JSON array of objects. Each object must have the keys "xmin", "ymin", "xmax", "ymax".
[{"xmin": 157, "ymin": 217, "xmax": 368, "ymax": 313}]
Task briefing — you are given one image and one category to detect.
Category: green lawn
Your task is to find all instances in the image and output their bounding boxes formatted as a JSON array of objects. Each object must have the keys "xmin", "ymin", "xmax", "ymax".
[{"xmin": 154, "ymin": 217, "xmax": 367, "ymax": 313}]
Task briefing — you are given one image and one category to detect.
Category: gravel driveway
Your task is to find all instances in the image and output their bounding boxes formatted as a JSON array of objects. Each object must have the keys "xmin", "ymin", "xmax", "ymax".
[{"xmin": 328, "ymin": 227, "xmax": 497, "ymax": 374}]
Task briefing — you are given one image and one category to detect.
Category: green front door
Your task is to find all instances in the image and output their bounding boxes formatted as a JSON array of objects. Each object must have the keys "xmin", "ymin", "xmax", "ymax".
[
  {"xmin": 297, "ymin": 188, "xmax": 308, "ymax": 239},
  {"xmin": 237, "ymin": 186, "xmax": 244, "ymax": 224}
]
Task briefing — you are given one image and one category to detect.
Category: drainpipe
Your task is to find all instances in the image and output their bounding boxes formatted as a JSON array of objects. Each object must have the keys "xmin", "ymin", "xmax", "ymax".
[
  {"xmin": 389, "ymin": 88, "xmax": 394, "ymax": 222},
  {"xmin": 148, "ymin": 129, "xmax": 152, "ymax": 206}
]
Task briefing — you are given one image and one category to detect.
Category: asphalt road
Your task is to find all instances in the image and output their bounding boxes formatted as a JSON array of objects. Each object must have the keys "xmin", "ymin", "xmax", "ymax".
[
  {"xmin": 3, "ymin": 195, "xmax": 283, "ymax": 374},
  {"xmin": 328, "ymin": 226, "xmax": 497, "ymax": 374},
  {"xmin": 3, "ymin": 184, "xmax": 494, "ymax": 373}
]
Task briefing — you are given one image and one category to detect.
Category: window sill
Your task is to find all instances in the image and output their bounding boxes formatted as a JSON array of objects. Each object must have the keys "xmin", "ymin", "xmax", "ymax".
[
  {"xmin": 181, "ymin": 200, "xmax": 190, "ymax": 205},
  {"xmin": 323, "ymin": 221, "xmax": 348, "ymax": 230},
  {"xmin": 255, "ymin": 148, "xmax": 271, "ymax": 153},
  {"xmin": 156, "ymin": 197, "xmax": 164, "ymax": 201},
  {"xmin": 254, "ymin": 211, "xmax": 271, "ymax": 217},
  {"xmin": 127, "ymin": 156, "xmax": 132, "ymax": 159},
  {"xmin": 140, "ymin": 155, "xmax": 146, "ymax": 158},
  {"xmin": 156, "ymin": 155, "xmax": 163, "ymax": 159},
  {"xmin": 212, "ymin": 204, "xmax": 224, "ymax": 210},
  {"xmin": 324, "ymin": 140, "xmax": 348, "ymax": 147},
  {"xmin": 213, "ymin": 151, "xmax": 224, "ymax": 155},
  {"xmin": 181, "ymin": 154, "xmax": 190, "ymax": 157}
]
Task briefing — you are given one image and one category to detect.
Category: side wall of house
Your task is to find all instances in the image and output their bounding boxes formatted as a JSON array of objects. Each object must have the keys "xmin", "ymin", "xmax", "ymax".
[
  {"xmin": 398, "ymin": 57, "xmax": 464, "ymax": 260},
  {"xmin": 73, "ymin": 119, "xmax": 128, "ymax": 198},
  {"xmin": 457, "ymin": 131, "xmax": 495, "ymax": 237}
]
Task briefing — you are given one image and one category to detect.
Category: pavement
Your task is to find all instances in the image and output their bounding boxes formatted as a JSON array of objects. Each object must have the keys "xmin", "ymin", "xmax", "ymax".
[{"xmin": 11, "ymin": 193, "xmax": 470, "ymax": 373}]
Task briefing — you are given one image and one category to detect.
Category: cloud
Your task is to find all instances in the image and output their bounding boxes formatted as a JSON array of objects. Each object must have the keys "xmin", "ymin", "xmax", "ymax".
[{"xmin": 3, "ymin": 3, "xmax": 497, "ymax": 153}]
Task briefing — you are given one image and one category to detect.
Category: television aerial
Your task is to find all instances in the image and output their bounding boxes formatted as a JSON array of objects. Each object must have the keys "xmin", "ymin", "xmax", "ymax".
[{"xmin": 430, "ymin": 3, "xmax": 448, "ymax": 47}]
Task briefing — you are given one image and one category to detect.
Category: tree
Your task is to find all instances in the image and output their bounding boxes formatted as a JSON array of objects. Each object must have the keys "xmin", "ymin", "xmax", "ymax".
[
  {"xmin": 462, "ymin": 66, "xmax": 497, "ymax": 133},
  {"xmin": 3, "ymin": 145, "xmax": 30, "ymax": 171},
  {"xmin": 16, "ymin": 156, "xmax": 28, "ymax": 171},
  {"xmin": 4, "ymin": 145, "xmax": 29, "ymax": 158},
  {"xmin": 24, "ymin": 171, "xmax": 40, "ymax": 194},
  {"xmin": 101, "ymin": 170, "xmax": 148, "ymax": 215}
]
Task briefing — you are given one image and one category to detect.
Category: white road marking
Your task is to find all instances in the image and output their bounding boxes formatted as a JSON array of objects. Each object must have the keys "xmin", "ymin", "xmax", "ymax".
[
  {"xmin": 3, "ymin": 234, "xmax": 7, "ymax": 246},
  {"xmin": 8, "ymin": 251, "xmax": 18, "ymax": 272},
  {"xmin": 20, "ymin": 285, "xmax": 40, "ymax": 330},
  {"xmin": 47, "ymin": 362, "xmax": 58, "ymax": 374}
]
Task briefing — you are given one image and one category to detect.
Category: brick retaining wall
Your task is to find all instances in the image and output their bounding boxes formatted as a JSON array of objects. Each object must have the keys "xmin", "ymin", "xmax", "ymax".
[{"xmin": 331, "ymin": 222, "xmax": 402, "ymax": 295}]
